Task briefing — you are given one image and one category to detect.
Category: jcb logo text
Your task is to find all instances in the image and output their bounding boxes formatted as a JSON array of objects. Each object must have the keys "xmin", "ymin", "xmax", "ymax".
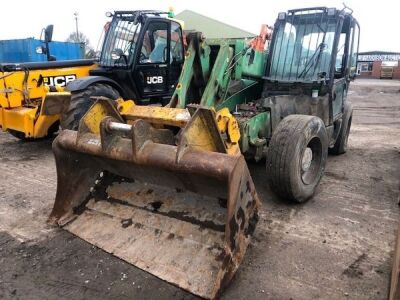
[
  {"xmin": 147, "ymin": 76, "xmax": 163, "ymax": 84},
  {"xmin": 43, "ymin": 75, "xmax": 77, "ymax": 87}
]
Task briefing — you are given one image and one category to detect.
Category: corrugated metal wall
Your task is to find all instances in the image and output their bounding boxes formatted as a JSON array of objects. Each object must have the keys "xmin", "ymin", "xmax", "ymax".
[{"xmin": 0, "ymin": 38, "xmax": 85, "ymax": 63}]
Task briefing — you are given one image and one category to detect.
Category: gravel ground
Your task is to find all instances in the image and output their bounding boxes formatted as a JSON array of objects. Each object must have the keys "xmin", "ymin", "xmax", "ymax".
[{"xmin": 0, "ymin": 79, "xmax": 399, "ymax": 299}]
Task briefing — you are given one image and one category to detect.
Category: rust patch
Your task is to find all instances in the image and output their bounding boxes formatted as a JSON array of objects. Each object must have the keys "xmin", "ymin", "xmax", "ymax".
[{"xmin": 229, "ymin": 216, "xmax": 239, "ymax": 250}]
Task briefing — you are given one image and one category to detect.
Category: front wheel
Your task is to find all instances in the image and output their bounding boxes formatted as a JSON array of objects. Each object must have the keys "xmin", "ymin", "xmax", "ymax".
[
  {"xmin": 266, "ymin": 115, "xmax": 328, "ymax": 203},
  {"xmin": 60, "ymin": 83, "xmax": 120, "ymax": 130}
]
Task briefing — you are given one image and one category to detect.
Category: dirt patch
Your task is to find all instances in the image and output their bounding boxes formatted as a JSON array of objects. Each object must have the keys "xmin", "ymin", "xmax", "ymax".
[
  {"xmin": 0, "ymin": 231, "xmax": 198, "ymax": 300},
  {"xmin": 342, "ymin": 253, "xmax": 367, "ymax": 278}
]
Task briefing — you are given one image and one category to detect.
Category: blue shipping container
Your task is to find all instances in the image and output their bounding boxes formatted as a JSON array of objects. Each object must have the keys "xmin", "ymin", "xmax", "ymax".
[{"xmin": 0, "ymin": 38, "xmax": 85, "ymax": 63}]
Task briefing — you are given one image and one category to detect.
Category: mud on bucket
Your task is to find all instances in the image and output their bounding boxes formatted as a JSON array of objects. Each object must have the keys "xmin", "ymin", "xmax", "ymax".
[{"xmin": 48, "ymin": 102, "xmax": 260, "ymax": 299}]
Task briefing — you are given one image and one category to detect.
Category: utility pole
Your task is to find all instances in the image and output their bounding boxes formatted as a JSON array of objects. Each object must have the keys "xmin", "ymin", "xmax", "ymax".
[{"xmin": 74, "ymin": 12, "xmax": 79, "ymax": 42}]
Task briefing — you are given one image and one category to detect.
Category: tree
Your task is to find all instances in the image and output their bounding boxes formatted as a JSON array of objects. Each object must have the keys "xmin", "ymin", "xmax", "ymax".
[
  {"xmin": 66, "ymin": 32, "xmax": 94, "ymax": 59},
  {"xmin": 66, "ymin": 31, "xmax": 90, "ymax": 45}
]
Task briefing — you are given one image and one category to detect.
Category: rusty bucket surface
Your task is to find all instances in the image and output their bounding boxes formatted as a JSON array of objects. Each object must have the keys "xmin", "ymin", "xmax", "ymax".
[{"xmin": 48, "ymin": 102, "xmax": 260, "ymax": 299}]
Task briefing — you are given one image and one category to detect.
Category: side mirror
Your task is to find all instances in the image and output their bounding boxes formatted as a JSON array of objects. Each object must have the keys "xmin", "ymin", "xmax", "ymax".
[{"xmin": 45, "ymin": 25, "xmax": 54, "ymax": 43}]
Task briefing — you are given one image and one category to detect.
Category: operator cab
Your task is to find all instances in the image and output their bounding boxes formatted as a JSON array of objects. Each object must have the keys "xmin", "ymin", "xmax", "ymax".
[
  {"xmin": 263, "ymin": 7, "xmax": 360, "ymax": 127},
  {"xmin": 91, "ymin": 10, "xmax": 185, "ymax": 105},
  {"xmin": 265, "ymin": 7, "xmax": 359, "ymax": 85}
]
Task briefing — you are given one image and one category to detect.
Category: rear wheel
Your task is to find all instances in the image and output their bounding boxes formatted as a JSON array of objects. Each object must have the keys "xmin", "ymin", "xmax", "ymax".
[
  {"xmin": 329, "ymin": 102, "xmax": 353, "ymax": 155},
  {"xmin": 60, "ymin": 83, "xmax": 120, "ymax": 130},
  {"xmin": 266, "ymin": 115, "xmax": 328, "ymax": 203}
]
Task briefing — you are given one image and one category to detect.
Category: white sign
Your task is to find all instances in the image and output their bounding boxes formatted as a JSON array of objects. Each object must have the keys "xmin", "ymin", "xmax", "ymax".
[
  {"xmin": 358, "ymin": 54, "xmax": 400, "ymax": 62},
  {"xmin": 43, "ymin": 74, "xmax": 77, "ymax": 87}
]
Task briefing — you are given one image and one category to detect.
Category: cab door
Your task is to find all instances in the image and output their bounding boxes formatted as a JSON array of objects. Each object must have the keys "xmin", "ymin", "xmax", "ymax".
[
  {"xmin": 332, "ymin": 18, "xmax": 360, "ymax": 120},
  {"xmin": 134, "ymin": 20, "xmax": 170, "ymax": 100},
  {"xmin": 133, "ymin": 19, "xmax": 184, "ymax": 104}
]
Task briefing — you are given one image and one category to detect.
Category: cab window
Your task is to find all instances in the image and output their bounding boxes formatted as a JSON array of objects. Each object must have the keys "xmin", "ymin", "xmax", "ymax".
[
  {"xmin": 170, "ymin": 22, "xmax": 183, "ymax": 63},
  {"xmin": 139, "ymin": 22, "xmax": 168, "ymax": 64}
]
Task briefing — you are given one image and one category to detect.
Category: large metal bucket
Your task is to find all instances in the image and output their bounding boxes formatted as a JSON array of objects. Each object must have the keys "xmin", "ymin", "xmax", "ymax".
[{"xmin": 48, "ymin": 100, "xmax": 260, "ymax": 299}]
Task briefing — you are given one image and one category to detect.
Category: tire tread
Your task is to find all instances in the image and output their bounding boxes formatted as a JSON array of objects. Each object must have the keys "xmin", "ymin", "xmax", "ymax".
[
  {"xmin": 267, "ymin": 115, "xmax": 327, "ymax": 202},
  {"xmin": 60, "ymin": 83, "xmax": 119, "ymax": 130}
]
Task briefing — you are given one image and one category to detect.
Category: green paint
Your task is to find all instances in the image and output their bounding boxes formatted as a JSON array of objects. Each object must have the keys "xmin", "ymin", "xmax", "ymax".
[
  {"xmin": 200, "ymin": 42, "xmax": 233, "ymax": 107},
  {"xmin": 171, "ymin": 35, "xmax": 270, "ymax": 159},
  {"xmin": 216, "ymin": 80, "xmax": 261, "ymax": 111},
  {"xmin": 241, "ymin": 50, "xmax": 267, "ymax": 79},
  {"xmin": 238, "ymin": 112, "xmax": 270, "ymax": 160},
  {"xmin": 171, "ymin": 42, "xmax": 210, "ymax": 109}
]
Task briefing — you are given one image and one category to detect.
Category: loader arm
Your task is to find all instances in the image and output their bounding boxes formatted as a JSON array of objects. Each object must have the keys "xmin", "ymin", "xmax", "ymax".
[
  {"xmin": 168, "ymin": 32, "xmax": 211, "ymax": 109},
  {"xmin": 168, "ymin": 29, "xmax": 268, "ymax": 114}
]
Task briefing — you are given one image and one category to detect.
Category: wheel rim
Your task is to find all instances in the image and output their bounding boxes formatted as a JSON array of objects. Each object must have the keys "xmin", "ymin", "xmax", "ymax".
[
  {"xmin": 301, "ymin": 137, "xmax": 323, "ymax": 185},
  {"xmin": 301, "ymin": 148, "xmax": 313, "ymax": 172}
]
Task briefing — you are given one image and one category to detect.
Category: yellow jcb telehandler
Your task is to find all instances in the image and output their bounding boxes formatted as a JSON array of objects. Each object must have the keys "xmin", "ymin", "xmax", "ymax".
[
  {"xmin": 0, "ymin": 60, "xmax": 95, "ymax": 139},
  {"xmin": 0, "ymin": 23, "xmax": 96, "ymax": 139},
  {"xmin": 1, "ymin": 10, "xmax": 185, "ymax": 139}
]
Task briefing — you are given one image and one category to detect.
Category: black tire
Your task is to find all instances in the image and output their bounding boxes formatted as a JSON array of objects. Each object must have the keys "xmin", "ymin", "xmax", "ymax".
[
  {"xmin": 266, "ymin": 115, "xmax": 328, "ymax": 203},
  {"xmin": 329, "ymin": 102, "xmax": 353, "ymax": 155},
  {"xmin": 60, "ymin": 83, "xmax": 119, "ymax": 130},
  {"xmin": 47, "ymin": 121, "xmax": 60, "ymax": 137}
]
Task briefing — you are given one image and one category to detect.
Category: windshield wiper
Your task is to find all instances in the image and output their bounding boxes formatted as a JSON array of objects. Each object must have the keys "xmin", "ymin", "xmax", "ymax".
[
  {"xmin": 298, "ymin": 42, "xmax": 326, "ymax": 79},
  {"xmin": 298, "ymin": 28, "xmax": 328, "ymax": 79}
]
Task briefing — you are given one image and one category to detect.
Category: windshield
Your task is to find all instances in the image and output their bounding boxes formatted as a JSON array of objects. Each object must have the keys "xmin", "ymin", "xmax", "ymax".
[
  {"xmin": 100, "ymin": 16, "xmax": 141, "ymax": 67},
  {"xmin": 268, "ymin": 14, "xmax": 337, "ymax": 82}
]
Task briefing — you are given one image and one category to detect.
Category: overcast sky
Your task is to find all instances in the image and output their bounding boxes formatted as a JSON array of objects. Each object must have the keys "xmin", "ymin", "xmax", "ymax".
[{"xmin": 2, "ymin": 0, "xmax": 399, "ymax": 53}]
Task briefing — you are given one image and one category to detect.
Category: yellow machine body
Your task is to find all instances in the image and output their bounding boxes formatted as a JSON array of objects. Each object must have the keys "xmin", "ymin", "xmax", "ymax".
[{"xmin": 0, "ymin": 63, "xmax": 96, "ymax": 138}]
